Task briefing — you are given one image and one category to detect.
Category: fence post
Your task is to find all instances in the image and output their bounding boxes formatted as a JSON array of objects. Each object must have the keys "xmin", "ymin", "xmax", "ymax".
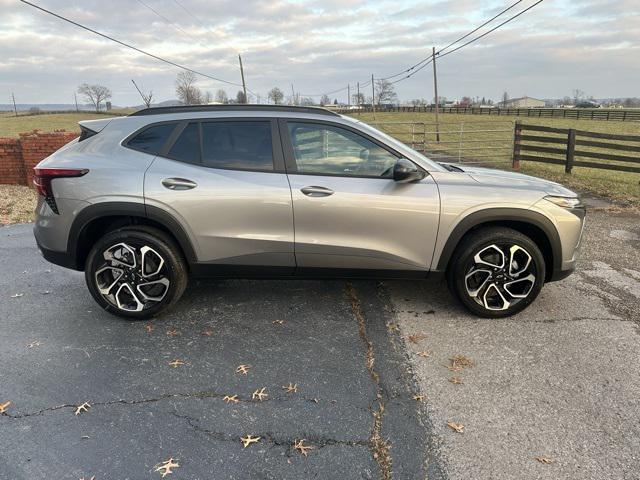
[
  {"xmin": 565, "ymin": 129, "xmax": 576, "ymax": 174},
  {"xmin": 512, "ymin": 121, "xmax": 522, "ymax": 170}
]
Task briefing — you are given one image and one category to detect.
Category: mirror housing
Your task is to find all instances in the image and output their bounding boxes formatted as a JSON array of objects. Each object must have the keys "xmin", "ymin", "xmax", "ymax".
[{"xmin": 393, "ymin": 158, "xmax": 426, "ymax": 183}]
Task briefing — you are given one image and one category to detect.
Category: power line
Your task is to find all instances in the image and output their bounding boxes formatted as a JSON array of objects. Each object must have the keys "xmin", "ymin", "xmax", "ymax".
[
  {"xmin": 438, "ymin": 0, "xmax": 545, "ymax": 59},
  {"xmin": 438, "ymin": 0, "xmax": 524, "ymax": 54},
  {"xmin": 171, "ymin": 0, "xmax": 208, "ymax": 29},
  {"xmin": 135, "ymin": 0, "xmax": 195, "ymax": 40},
  {"xmin": 19, "ymin": 0, "xmax": 245, "ymax": 88}
]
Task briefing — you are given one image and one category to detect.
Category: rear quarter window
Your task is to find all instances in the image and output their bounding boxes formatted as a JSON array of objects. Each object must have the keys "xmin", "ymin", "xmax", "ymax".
[{"xmin": 125, "ymin": 122, "xmax": 178, "ymax": 154}]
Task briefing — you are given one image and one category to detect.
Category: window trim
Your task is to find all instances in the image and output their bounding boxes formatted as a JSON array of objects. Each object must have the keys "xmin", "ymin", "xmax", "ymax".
[
  {"xmin": 160, "ymin": 117, "xmax": 285, "ymax": 173},
  {"xmin": 122, "ymin": 120, "xmax": 181, "ymax": 156},
  {"xmin": 278, "ymin": 118, "xmax": 421, "ymax": 179}
]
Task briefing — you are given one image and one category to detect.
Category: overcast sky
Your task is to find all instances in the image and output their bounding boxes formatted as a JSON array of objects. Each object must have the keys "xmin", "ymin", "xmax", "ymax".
[{"xmin": 1, "ymin": 0, "xmax": 638, "ymax": 106}]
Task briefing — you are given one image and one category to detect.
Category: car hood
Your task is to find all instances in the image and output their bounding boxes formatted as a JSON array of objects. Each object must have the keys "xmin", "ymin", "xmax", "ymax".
[{"xmin": 440, "ymin": 163, "xmax": 577, "ymax": 197}]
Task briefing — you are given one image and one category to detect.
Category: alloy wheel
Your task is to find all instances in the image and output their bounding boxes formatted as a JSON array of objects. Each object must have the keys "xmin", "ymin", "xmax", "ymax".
[
  {"xmin": 464, "ymin": 243, "xmax": 537, "ymax": 311},
  {"xmin": 94, "ymin": 242, "xmax": 170, "ymax": 312}
]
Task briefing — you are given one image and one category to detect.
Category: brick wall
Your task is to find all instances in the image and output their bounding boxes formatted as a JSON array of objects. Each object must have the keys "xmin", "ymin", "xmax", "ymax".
[{"xmin": 0, "ymin": 130, "xmax": 78, "ymax": 186}]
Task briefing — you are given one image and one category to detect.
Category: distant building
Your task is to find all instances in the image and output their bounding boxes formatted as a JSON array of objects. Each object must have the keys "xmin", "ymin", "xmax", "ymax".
[{"xmin": 497, "ymin": 96, "xmax": 545, "ymax": 108}]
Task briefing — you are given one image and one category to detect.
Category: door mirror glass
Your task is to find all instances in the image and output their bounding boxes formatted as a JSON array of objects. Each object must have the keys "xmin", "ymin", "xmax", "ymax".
[{"xmin": 393, "ymin": 158, "xmax": 426, "ymax": 183}]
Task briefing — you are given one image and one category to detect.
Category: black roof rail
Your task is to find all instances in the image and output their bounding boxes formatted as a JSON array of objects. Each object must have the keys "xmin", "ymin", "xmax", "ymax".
[{"xmin": 128, "ymin": 104, "xmax": 340, "ymax": 117}]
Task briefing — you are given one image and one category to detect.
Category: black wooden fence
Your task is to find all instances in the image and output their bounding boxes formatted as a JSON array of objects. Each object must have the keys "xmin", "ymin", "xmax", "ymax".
[
  {"xmin": 340, "ymin": 106, "xmax": 640, "ymax": 122},
  {"xmin": 512, "ymin": 122, "xmax": 640, "ymax": 174}
]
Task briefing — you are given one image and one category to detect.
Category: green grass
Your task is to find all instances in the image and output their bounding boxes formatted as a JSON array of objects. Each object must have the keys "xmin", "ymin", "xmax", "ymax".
[
  {"xmin": 350, "ymin": 111, "xmax": 640, "ymax": 208},
  {"xmin": 0, "ymin": 109, "xmax": 134, "ymax": 138}
]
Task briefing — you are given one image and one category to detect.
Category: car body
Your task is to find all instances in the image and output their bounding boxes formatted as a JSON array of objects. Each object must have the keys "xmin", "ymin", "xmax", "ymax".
[{"xmin": 33, "ymin": 105, "xmax": 586, "ymax": 319}]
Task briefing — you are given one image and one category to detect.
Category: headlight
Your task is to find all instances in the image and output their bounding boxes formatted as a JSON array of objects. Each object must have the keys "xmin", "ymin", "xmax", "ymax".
[{"xmin": 544, "ymin": 195, "xmax": 584, "ymax": 209}]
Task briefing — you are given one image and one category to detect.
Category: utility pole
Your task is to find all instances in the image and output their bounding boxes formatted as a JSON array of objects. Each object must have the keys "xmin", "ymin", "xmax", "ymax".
[
  {"xmin": 238, "ymin": 54, "xmax": 248, "ymax": 104},
  {"xmin": 357, "ymin": 82, "xmax": 360, "ymax": 115},
  {"xmin": 291, "ymin": 84, "xmax": 296, "ymax": 105},
  {"xmin": 347, "ymin": 84, "xmax": 350, "ymax": 109},
  {"xmin": 432, "ymin": 46, "xmax": 440, "ymax": 142},
  {"xmin": 11, "ymin": 93, "xmax": 17, "ymax": 117},
  {"xmin": 371, "ymin": 74, "xmax": 376, "ymax": 120},
  {"xmin": 74, "ymin": 92, "xmax": 79, "ymax": 112},
  {"xmin": 131, "ymin": 79, "xmax": 152, "ymax": 107}
]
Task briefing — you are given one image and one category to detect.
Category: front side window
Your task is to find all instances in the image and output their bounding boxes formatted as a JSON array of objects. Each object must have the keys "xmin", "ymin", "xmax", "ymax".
[
  {"xmin": 202, "ymin": 121, "xmax": 274, "ymax": 171},
  {"xmin": 287, "ymin": 122, "xmax": 398, "ymax": 177},
  {"xmin": 126, "ymin": 122, "xmax": 178, "ymax": 154}
]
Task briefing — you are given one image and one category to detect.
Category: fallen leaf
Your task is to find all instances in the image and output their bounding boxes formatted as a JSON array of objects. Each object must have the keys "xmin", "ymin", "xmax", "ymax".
[
  {"xmin": 79, "ymin": 477, "xmax": 95, "ymax": 480},
  {"xmin": 155, "ymin": 458, "xmax": 179, "ymax": 477},
  {"xmin": 282, "ymin": 383, "xmax": 298, "ymax": 393},
  {"xmin": 74, "ymin": 402, "xmax": 91, "ymax": 416},
  {"xmin": 240, "ymin": 435, "xmax": 261, "ymax": 448},
  {"xmin": 294, "ymin": 439, "xmax": 313, "ymax": 456},
  {"xmin": 235, "ymin": 364, "xmax": 251, "ymax": 375},
  {"xmin": 387, "ymin": 323, "xmax": 400, "ymax": 332},
  {"xmin": 10, "ymin": 293, "xmax": 23, "ymax": 298},
  {"xmin": 448, "ymin": 355, "xmax": 474, "ymax": 372},
  {"xmin": 447, "ymin": 421, "xmax": 464, "ymax": 433},
  {"xmin": 166, "ymin": 328, "xmax": 180, "ymax": 337},
  {"xmin": 168, "ymin": 359, "xmax": 185, "ymax": 368},
  {"xmin": 201, "ymin": 329, "xmax": 213, "ymax": 336},
  {"xmin": 413, "ymin": 395, "xmax": 425, "ymax": 402},
  {"xmin": 535, "ymin": 456, "xmax": 554, "ymax": 464},
  {"xmin": 41, "ymin": 291, "xmax": 51, "ymax": 295},
  {"xmin": 449, "ymin": 377, "xmax": 463, "ymax": 385},
  {"xmin": 223, "ymin": 395, "xmax": 239, "ymax": 404},
  {"xmin": 26, "ymin": 341, "xmax": 42, "ymax": 348},
  {"xmin": 144, "ymin": 325, "xmax": 154, "ymax": 333},
  {"xmin": 0, "ymin": 401, "xmax": 11, "ymax": 414},
  {"xmin": 416, "ymin": 350, "xmax": 431, "ymax": 358},
  {"xmin": 408, "ymin": 333, "xmax": 427, "ymax": 344},
  {"xmin": 272, "ymin": 319, "xmax": 285, "ymax": 325},
  {"xmin": 252, "ymin": 387, "xmax": 268, "ymax": 401}
]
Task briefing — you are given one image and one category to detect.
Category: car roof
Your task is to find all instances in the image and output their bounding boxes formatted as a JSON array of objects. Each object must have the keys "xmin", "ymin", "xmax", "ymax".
[{"xmin": 129, "ymin": 104, "xmax": 340, "ymax": 117}]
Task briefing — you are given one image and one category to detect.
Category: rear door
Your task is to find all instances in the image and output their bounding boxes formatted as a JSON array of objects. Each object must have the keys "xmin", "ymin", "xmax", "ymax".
[
  {"xmin": 142, "ymin": 118, "xmax": 295, "ymax": 272},
  {"xmin": 281, "ymin": 119, "xmax": 440, "ymax": 273}
]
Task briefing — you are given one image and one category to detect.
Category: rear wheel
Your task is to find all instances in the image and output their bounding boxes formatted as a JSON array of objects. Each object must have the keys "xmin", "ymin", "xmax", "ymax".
[
  {"xmin": 85, "ymin": 226, "xmax": 188, "ymax": 320},
  {"xmin": 447, "ymin": 227, "xmax": 545, "ymax": 318}
]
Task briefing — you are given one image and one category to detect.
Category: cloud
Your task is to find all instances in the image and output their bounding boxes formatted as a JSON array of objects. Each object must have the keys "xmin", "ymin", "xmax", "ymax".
[{"xmin": 0, "ymin": 0, "xmax": 638, "ymax": 105}]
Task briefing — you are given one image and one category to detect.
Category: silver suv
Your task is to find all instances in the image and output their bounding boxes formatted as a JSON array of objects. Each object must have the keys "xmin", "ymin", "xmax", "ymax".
[{"xmin": 33, "ymin": 105, "xmax": 585, "ymax": 319}]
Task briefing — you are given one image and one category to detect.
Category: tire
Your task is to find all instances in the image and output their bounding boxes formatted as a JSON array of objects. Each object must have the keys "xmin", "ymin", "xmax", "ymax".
[
  {"xmin": 84, "ymin": 226, "xmax": 188, "ymax": 320},
  {"xmin": 446, "ymin": 227, "xmax": 546, "ymax": 318}
]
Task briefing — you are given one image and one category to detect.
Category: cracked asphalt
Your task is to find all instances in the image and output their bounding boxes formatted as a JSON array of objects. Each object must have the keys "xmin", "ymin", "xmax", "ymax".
[
  {"xmin": 1, "ymin": 206, "xmax": 638, "ymax": 480},
  {"xmin": 0, "ymin": 224, "xmax": 435, "ymax": 479}
]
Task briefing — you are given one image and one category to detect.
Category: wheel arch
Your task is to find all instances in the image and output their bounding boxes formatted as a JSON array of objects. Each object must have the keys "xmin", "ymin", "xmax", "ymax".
[
  {"xmin": 436, "ymin": 208, "xmax": 561, "ymax": 281},
  {"xmin": 68, "ymin": 202, "xmax": 197, "ymax": 270}
]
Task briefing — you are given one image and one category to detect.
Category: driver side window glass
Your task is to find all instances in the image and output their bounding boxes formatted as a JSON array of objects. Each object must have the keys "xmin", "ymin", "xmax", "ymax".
[{"xmin": 287, "ymin": 122, "xmax": 397, "ymax": 177}]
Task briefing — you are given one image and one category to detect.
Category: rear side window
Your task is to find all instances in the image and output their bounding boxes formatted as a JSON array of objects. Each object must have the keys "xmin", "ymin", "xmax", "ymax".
[
  {"xmin": 168, "ymin": 123, "xmax": 200, "ymax": 164},
  {"xmin": 126, "ymin": 122, "xmax": 177, "ymax": 154},
  {"xmin": 202, "ymin": 121, "xmax": 273, "ymax": 171}
]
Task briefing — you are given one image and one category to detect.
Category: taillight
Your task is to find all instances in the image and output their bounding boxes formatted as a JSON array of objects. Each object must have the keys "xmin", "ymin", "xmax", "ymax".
[{"xmin": 33, "ymin": 168, "xmax": 89, "ymax": 214}]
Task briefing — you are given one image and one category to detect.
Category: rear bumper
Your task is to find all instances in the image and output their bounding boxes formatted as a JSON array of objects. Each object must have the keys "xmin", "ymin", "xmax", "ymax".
[{"xmin": 34, "ymin": 225, "xmax": 81, "ymax": 270}]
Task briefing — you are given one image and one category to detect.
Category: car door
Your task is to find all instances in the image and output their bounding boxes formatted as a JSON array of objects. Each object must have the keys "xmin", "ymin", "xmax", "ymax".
[
  {"xmin": 280, "ymin": 119, "xmax": 440, "ymax": 273},
  {"xmin": 143, "ymin": 118, "xmax": 295, "ymax": 272}
]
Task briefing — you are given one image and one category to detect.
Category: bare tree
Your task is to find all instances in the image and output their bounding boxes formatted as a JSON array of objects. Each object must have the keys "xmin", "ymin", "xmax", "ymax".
[
  {"xmin": 319, "ymin": 94, "xmax": 331, "ymax": 106},
  {"xmin": 175, "ymin": 71, "xmax": 202, "ymax": 105},
  {"xmin": 268, "ymin": 87, "xmax": 284, "ymax": 105},
  {"xmin": 374, "ymin": 79, "xmax": 397, "ymax": 106},
  {"xmin": 215, "ymin": 89, "xmax": 228, "ymax": 103},
  {"xmin": 77, "ymin": 83, "xmax": 112, "ymax": 112},
  {"xmin": 572, "ymin": 89, "xmax": 585, "ymax": 105},
  {"xmin": 352, "ymin": 92, "xmax": 365, "ymax": 105},
  {"xmin": 236, "ymin": 90, "xmax": 247, "ymax": 104},
  {"xmin": 131, "ymin": 79, "xmax": 153, "ymax": 108},
  {"xmin": 299, "ymin": 97, "xmax": 314, "ymax": 106},
  {"xmin": 501, "ymin": 91, "xmax": 509, "ymax": 106}
]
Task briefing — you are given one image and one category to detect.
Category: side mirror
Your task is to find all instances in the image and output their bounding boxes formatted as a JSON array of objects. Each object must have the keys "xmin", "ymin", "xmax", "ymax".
[{"xmin": 393, "ymin": 158, "xmax": 426, "ymax": 183}]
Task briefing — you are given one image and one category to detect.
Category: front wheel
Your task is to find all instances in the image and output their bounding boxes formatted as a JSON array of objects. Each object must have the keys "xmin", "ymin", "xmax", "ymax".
[
  {"xmin": 447, "ymin": 227, "xmax": 546, "ymax": 318},
  {"xmin": 85, "ymin": 226, "xmax": 188, "ymax": 320}
]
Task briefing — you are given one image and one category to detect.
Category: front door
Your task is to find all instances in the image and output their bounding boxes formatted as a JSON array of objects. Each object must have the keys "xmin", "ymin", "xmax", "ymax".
[
  {"xmin": 144, "ymin": 118, "xmax": 295, "ymax": 271},
  {"xmin": 281, "ymin": 119, "xmax": 440, "ymax": 273}
]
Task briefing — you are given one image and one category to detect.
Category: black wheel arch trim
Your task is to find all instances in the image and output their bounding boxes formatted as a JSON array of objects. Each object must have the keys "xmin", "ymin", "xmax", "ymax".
[
  {"xmin": 435, "ymin": 208, "xmax": 562, "ymax": 276},
  {"xmin": 67, "ymin": 201, "xmax": 198, "ymax": 270}
]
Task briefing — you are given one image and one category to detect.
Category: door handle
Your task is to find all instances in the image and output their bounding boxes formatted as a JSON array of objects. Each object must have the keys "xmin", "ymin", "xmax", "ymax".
[
  {"xmin": 300, "ymin": 186, "xmax": 334, "ymax": 197},
  {"xmin": 162, "ymin": 178, "xmax": 198, "ymax": 190}
]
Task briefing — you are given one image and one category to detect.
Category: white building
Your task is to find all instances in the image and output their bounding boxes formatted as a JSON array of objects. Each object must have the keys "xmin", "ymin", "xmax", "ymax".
[{"xmin": 497, "ymin": 96, "xmax": 545, "ymax": 108}]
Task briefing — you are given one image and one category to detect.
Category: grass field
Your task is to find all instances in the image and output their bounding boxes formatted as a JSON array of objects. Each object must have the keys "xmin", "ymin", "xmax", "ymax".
[
  {"xmin": 0, "ymin": 109, "xmax": 133, "ymax": 138},
  {"xmin": 350, "ymin": 111, "xmax": 640, "ymax": 208}
]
